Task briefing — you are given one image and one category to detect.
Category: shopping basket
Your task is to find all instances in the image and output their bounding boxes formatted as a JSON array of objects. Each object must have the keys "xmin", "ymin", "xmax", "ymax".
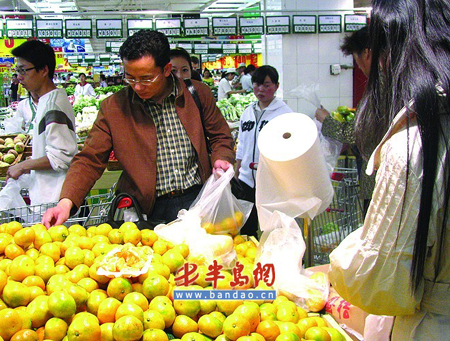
[
  {"xmin": 0, "ymin": 184, "xmax": 116, "ymax": 227},
  {"xmin": 309, "ymin": 164, "xmax": 363, "ymax": 265}
]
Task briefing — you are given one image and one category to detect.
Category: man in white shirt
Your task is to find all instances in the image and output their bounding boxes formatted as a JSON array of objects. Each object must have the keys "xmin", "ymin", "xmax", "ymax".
[
  {"xmin": 7, "ymin": 40, "xmax": 78, "ymax": 205},
  {"xmin": 74, "ymin": 73, "xmax": 96, "ymax": 98},
  {"xmin": 218, "ymin": 68, "xmax": 245, "ymax": 100}
]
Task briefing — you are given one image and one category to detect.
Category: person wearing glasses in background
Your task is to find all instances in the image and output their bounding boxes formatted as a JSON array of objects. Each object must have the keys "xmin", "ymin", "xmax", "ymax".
[
  {"xmin": 42, "ymin": 30, "xmax": 234, "ymax": 228},
  {"xmin": 6, "ymin": 40, "xmax": 77, "ymax": 206}
]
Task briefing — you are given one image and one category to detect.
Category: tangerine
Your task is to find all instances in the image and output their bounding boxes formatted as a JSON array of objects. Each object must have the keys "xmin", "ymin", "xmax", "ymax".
[{"xmin": 113, "ymin": 315, "xmax": 143, "ymax": 341}]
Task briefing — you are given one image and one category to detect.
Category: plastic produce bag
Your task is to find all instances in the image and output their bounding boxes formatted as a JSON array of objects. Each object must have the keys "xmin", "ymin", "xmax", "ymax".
[
  {"xmin": 0, "ymin": 178, "xmax": 27, "ymax": 211},
  {"xmin": 314, "ymin": 119, "xmax": 343, "ymax": 174},
  {"xmin": 287, "ymin": 83, "xmax": 321, "ymax": 108},
  {"xmin": 257, "ymin": 211, "xmax": 329, "ymax": 311},
  {"xmin": 189, "ymin": 167, "xmax": 253, "ymax": 235},
  {"xmin": 0, "ymin": 116, "xmax": 25, "ymax": 134}
]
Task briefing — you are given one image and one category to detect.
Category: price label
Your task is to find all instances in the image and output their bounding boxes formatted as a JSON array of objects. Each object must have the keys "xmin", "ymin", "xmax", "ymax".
[
  {"xmin": 212, "ymin": 18, "xmax": 237, "ymax": 36},
  {"xmin": 292, "ymin": 15, "xmax": 317, "ymax": 33},
  {"xmin": 319, "ymin": 15, "xmax": 342, "ymax": 33},
  {"xmin": 266, "ymin": 16, "xmax": 290, "ymax": 35},
  {"xmin": 239, "ymin": 17, "xmax": 264, "ymax": 35},
  {"xmin": 36, "ymin": 20, "xmax": 63, "ymax": 38},
  {"xmin": 238, "ymin": 43, "xmax": 252, "ymax": 54},
  {"xmin": 127, "ymin": 19, "xmax": 153, "ymax": 36},
  {"xmin": 184, "ymin": 18, "xmax": 209, "ymax": 36},
  {"xmin": 105, "ymin": 41, "xmax": 123, "ymax": 53},
  {"xmin": 208, "ymin": 43, "xmax": 222, "ymax": 54},
  {"xmin": 84, "ymin": 55, "xmax": 96, "ymax": 62},
  {"xmin": 96, "ymin": 19, "xmax": 122, "ymax": 38},
  {"xmin": 65, "ymin": 20, "xmax": 92, "ymax": 38},
  {"xmin": 6, "ymin": 19, "xmax": 34, "ymax": 38},
  {"xmin": 194, "ymin": 44, "xmax": 208, "ymax": 54},
  {"xmin": 344, "ymin": 15, "xmax": 367, "ymax": 32},
  {"xmin": 222, "ymin": 43, "xmax": 236, "ymax": 54},
  {"xmin": 177, "ymin": 43, "xmax": 192, "ymax": 53},
  {"xmin": 156, "ymin": 19, "xmax": 181, "ymax": 36}
]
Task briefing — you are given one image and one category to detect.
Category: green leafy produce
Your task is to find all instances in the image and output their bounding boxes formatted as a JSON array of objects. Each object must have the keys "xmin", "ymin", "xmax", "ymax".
[
  {"xmin": 65, "ymin": 86, "xmax": 75, "ymax": 96},
  {"xmin": 94, "ymin": 85, "xmax": 125, "ymax": 95},
  {"xmin": 322, "ymin": 222, "xmax": 339, "ymax": 234},
  {"xmin": 217, "ymin": 93, "xmax": 257, "ymax": 121},
  {"xmin": 331, "ymin": 105, "xmax": 356, "ymax": 123}
]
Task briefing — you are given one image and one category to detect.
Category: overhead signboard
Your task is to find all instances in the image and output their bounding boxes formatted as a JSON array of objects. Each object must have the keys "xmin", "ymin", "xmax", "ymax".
[
  {"xmin": 36, "ymin": 19, "xmax": 63, "ymax": 39},
  {"xmin": 105, "ymin": 41, "xmax": 123, "ymax": 53},
  {"xmin": 238, "ymin": 43, "xmax": 252, "ymax": 54},
  {"xmin": 293, "ymin": 15, "xmax": 317, "ymax": 33},
  {"xmin": 6, "ymin": 19, "xmax": 33, "ymax": 38},
  {"xmin": 177, "ymin": 43, "xmax": 192, "ymax": 53},
  {"xmin": 194, "ymin": 43, "xmax": 208, "ymax": 54},
  {"xmin": 344, "ymin": 14, "xmax": 367, "ymax": 32},
  {"xmin": 65, "ymin": 19, "xmax": 92, "ymax": 38},
  {"xmin": 266, "ymin": 16, "xmax": 290, "ymax": 35},
  {"xmin": 208, "ymin": 43, "xmax": 222, "ymax": 54},
  {"xmin": 318, "ymin": 15, "xmax": 342, "ymax": 33},
  {"xmin": 127, "ymin": 19, "xmax": 153, "ymax": 36},
  {"xmin": 184, "ymin": 18, "xmax": 209, "ymax": 37},
  {"xmin": 222, "ymin": 43, "xmax": 237, "ymax": 54},
  {"xmin": 212, "ymin": 18, "xmax": 237, "ymax": 36},
  {"xmin": 239, "ymin": 17, "xmax": 264, "ymax": 35},
  {"xmin": 96, "ymin": 19, "xmax": 123, "ymax": 38},
  {"xmin": 155, "ymin": 19, "xmax": 181, "ymax": 37},
  {"xmin": 99, "ymin": 53, "xmax": 111, "ymax": 62}
]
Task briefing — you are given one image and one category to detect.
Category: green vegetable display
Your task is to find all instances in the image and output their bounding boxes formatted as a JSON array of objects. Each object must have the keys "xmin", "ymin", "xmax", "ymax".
[
  {"xmin": 94, "ymin": 85, "xmax": 125, "ymax": 95},
  {"xmin": 331, "ymin": 105, "xmax": 356, "ymax": 123},
  {"xmin": 65, "ymin": 86, "xmax": 75, "ymax": 96},
  {"xmin": 217, "ymin": 93, "xmax": 257, "ymax": 121}
]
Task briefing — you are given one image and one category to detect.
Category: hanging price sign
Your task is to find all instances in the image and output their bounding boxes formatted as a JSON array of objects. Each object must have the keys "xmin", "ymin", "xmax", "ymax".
[
  {"xmin": 223, "ymin": 43, "xmax": 237, "ymax": 54},
  {"xmin": 318, "ymin": 15, "xmax": 342, "ymax": 33},
  {"xmin": 184, "ymin": 18, "xmax": 209, "ymax": 37},
  {"xmin": 293, "ymin": 15, "xmax": 317, "ymax": 33},
  {"xmin": 155, "ymin": 19, "xmax": 181, "ymax": 37},
  {"xmin": 239, "ymin": 17, "xmax": 264, "ymax": 35},
  {"xmin": 194, "ymin": 44, "xmax": 208, "ymax": 54},
  {"xmin": 36, "ymin": 20, "xmax": 63, "ymax": 39},
  {"xmin": 177, "ymin": 43, "xmax": 193, "ymax": 53},
  {"xmin": 105, "ymin": 41, "xmax": 123, "ymax": 53},
  {"xmin": 6, "ymin": 19, "xmax": 34, "ymax": 38},
  {"xmin": 212, "ymin": 18, "xmax": 237, "ymax": 36},
  {"xmin": 127, "ymin": 19, "xmax": 153, "ymax": 36},
  {"xmin": 266, "ymin": 16, "xmax": 290, "ymax": 34},
  {"xmin": 96, "ymin": 19, "xmax": 123, "ymax": 38},
  {"xmin": 344, "ymin": 15, "xmax": 367, "ymax": 32},
  {"xmin": 65, "ymin": 19, "xmax": 92, "ymax": 38}
]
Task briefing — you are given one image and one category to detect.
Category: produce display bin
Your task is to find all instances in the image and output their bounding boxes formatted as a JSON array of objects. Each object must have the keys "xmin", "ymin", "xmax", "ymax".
[
  {"xmin": 309, "ymin": 164, "xmax": 363, "ymax": 265},
  {"xmin": 0, "ymin": 185, "xmax": 115, "ymax": 227},
  {"xmin": 0, "ymin": 134, "xmax": 31, "ymax": 177}
]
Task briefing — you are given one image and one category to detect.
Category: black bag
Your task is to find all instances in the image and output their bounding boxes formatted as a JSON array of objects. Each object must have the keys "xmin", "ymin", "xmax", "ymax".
[{"xmin": 107, "ymin": 193, "xmax": 163, "ymax": 230}]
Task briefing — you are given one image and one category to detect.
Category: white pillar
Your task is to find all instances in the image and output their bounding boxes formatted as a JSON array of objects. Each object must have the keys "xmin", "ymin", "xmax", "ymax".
[{"xmin": 263, "ymin": 0, "xmax": 355, "ymax": 117}]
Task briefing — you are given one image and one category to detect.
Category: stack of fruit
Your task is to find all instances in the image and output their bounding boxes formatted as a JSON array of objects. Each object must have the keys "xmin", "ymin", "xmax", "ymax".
[
  {"xmin": 0, "ymin": 221, "xmax": 346, "ymax": 341},
  {"xmin": 0, "ymin": 134, "xmax": 28, "ymax": 174}
]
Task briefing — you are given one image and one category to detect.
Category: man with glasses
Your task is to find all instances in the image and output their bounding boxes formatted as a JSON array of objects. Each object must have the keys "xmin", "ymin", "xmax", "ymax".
[
  {"xmin": 6, "ymin": 40, "xmax": 77, "ymax": 206},
  {"xmin": 42, "ymin": 30, "xmax": 235, "ymax": 227}
]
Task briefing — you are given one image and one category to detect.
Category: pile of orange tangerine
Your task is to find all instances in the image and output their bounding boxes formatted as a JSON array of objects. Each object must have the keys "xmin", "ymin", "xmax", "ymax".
[{"xmin": 0, "ymin": 220, "xmax": 345, "ymax": 341}]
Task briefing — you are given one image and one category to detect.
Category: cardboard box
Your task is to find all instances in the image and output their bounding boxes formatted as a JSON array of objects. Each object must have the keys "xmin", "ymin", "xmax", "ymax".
[{"xmin": 326, "ymin": 287, "xmax": 368, "ymax": 340}]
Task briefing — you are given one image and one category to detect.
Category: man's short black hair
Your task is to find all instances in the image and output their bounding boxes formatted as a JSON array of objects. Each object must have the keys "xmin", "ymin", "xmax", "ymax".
[
  {"xmin": 252, "ymin": 65, "xmax": 279, "ymax": 85},
  {"xmin": 12, "ymin": 40, "xmax": 56, "ymax": 79},
  {"xmin": 340, "ymin": 26, "xmax": 369, "ymax": 56},
  {"xmin": 119, "ymin": 30, "xmax": 170, "ymax": 69},
  {"xmin": 244, "ymin": 64, "xmax": 256, "ymax": 75},
  {"xmin": 191, "ymin": 55, "xmax": 199, "ymax": 64}
]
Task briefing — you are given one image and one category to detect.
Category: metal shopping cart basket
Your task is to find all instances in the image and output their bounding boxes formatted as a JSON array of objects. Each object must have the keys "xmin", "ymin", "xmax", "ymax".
[
  {"xmin": 0, "ymin": 182, "xmax": 116, "ymax": 227},
  {"xmin": 308, "ymin": 164, "xmax": 364, "ymax": 265}
]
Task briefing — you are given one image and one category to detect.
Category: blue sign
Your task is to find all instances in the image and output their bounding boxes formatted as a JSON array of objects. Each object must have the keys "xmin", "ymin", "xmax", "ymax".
[{"xmin": 50, "ymin": 38, "xmax": 86, "ymax": 53}]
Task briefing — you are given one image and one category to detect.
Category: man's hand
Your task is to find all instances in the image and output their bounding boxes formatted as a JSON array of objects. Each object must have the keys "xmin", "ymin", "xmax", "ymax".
[
  {"xmin": 213, "ymin": 159, "xmax": 232, "ymax": 173},
  {"xmin": 41, "ymin": 198, "xmax": 73, "ymax": 228},
  {"xmin": 315, "ymin": 106, "xmax": 330, "ymax": 123},
  {"xmin": 6, "ymin": 162, "xmax": 29, "ymax": 181}
]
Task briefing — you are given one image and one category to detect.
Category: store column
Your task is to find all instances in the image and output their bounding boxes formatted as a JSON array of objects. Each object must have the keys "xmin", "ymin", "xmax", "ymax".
[{"xmin": 262, "ymin": 0, "xmax": 355, "ymax": 117}]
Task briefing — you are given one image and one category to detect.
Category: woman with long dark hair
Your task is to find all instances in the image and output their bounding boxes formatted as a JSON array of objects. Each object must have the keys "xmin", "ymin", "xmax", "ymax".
[{"xmin": 329, "ymin": 0, "xmax": 449, "ymax": 338}]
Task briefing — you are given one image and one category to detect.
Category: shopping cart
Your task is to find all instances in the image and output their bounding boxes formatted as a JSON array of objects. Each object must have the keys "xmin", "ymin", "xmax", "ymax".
[
  {"xmin": 308, "ymin": 163, "xmax": 364, "ymax": 265},
  {"xmin": 0, "ymin": 183, "xmax": 116, "ymax": 227}
]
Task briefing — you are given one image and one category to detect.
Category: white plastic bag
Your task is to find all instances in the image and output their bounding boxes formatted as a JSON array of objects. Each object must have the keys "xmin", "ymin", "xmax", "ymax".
[
  {"xmin": 257, "ymin": 211, "xmax": 329, "ymax": 311},
  {"xmin": 314, "ymin": 119, "xmax": 343, "ymax": 174},
  {"xmin": 0, "ymin": 179, "xmax": 27, "ymax": 211},
  {"xmin": 1, "ymin": 116, "xmax": 25, "ymax": 134},
  {"xmin": 189, "ymin": 167, "xmax": 253, "ymax": 235},
  {"xmin": 286, "ymin": 83, "xmax": 321, "ymax": 108}
]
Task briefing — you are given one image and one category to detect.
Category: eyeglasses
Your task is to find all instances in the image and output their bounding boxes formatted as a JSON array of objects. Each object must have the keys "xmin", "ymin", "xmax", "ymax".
[
  {"xmin": 123, "ymin": 73, "xmax": 161, "ymax": 86},
  {"xmin": 15, "ymin": 67, "xmax": 36, "ymax": 75}
]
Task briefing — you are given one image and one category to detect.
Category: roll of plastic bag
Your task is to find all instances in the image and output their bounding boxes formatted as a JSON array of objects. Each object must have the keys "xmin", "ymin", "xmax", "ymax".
[{"xmin": 256, "ymin": 113, "xmax": 333, "ymax": 231}]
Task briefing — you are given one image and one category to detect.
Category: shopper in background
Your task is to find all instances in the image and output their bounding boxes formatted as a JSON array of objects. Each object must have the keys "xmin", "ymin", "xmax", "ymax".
[
  {"xmin": 74, "ymin": 72, "xmax": 95, "ymax": 98},
  {"xmin": 218, "ymin": 68, "xmax": 246, "ymax": 100},
  {"xmin": 17, "ymin": 82, "xmax": 28, "ymax": 100},
  {"xmin": 235, "ymin": 65, "xmax": 293, "ymax": 236},
  {"xmin": 7, "ymin": 40, "xmax": 77, "ymax": 205},
  {"xmin": 202, "ymin": 69, "xmax": 215, "ymax": 88},
  {"xmin": 10, "ymin": 73, "xmax": 19, "ymax": 102},
  {"xmin": 329, "ymin": 0, "xmax": 449, "ymax": 339},
  {"xmin": 169, "ymin": 47, "xmax": 194, "ymax": 80},
  {"xmin": 190, "ymin": 55, "xmax": 202, "ymax": 81},
  {"xmin": 315, "ymin": 26, "xmax": 374, "ymax": 216},
  {"xmin": 99, "ymin": 74, "xmax": 107, "ymax": 88},
  {"xmin": 241, "ymin": 64, "xmax": 256, "ymax": 93},
  {"xmin": 15, "ymin": 90, "xmax": 38, "ymax": 133},
  {"xmin": 42, "ymin": 30, "xmax": 234, "ymax": 227}
]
